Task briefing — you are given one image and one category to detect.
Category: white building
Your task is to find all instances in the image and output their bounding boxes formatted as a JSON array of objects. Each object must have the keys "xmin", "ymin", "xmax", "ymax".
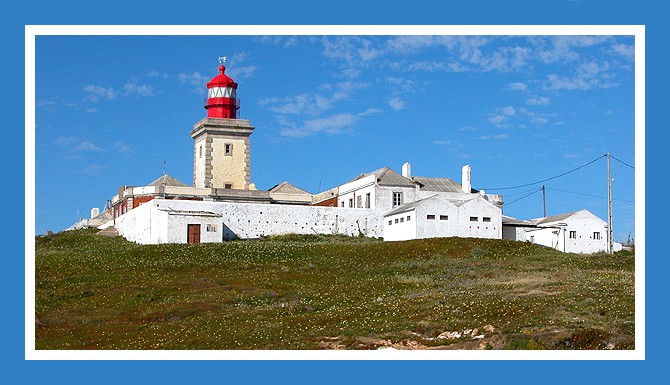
[
  {"xmin": 502, "ymin": 209, "xmax": 622, "ymax": 253},
  {"xmin": 383, "ymin": 194, "xmax": 502, "ymax": 242}
]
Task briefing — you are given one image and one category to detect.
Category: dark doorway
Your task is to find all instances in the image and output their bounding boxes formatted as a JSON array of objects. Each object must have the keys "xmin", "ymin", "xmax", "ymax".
[{"xmin": 187, "ymin": 224, "xmax": 201, "ymax": 244}]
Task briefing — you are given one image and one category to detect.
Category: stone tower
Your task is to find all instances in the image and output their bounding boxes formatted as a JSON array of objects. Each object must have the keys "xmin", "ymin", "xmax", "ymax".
[{"xmin": 190, "ymin": 64, "xmax": 255, "ymax": 190}]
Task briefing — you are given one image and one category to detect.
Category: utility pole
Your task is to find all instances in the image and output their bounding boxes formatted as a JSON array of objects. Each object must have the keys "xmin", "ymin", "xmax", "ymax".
[
  {"xmin": 608, "ymin": 152, "xmax": 614, "ymax": 254},
  {"xmin": 542, "ymin": 185, "xmax": 546, "ymax": 217}
]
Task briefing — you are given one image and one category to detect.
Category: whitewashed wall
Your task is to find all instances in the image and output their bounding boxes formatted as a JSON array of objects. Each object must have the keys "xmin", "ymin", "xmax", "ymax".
[
  {"xmin": 383, "ymin": 209, "xmax": 417, "ymax": 241},
  {"xmin": 547, "ymin": 210, "xmax": 608, "ymax": 254},
  {"xmin": 115, "ymin": 199, "xmax": 381, "ymax": 244},
  {"xmin": 114, "ymin": 201, "xmax": 169, "ymax": 244},
  {"xmin": 457, "ymin": 197, "xmax": 502, "ymax": 239},
  {"xmin": 384, "ymin": 195, "xmax": 501, "ymax": 241}
]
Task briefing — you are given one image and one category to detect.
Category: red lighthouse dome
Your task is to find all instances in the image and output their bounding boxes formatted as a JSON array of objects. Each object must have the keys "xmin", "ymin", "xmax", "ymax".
[{"xmin": 205, "ymin": 65, "xmax": 239, "ymax": 119}]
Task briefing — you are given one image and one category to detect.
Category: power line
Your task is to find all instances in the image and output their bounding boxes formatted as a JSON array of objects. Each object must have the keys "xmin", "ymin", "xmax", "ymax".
[
  {"xmin": 611, "ymin": 154, "xmax": 635, "ymax": 170},
  {"xmin": 545, "ymin": 187, "xmax": 634, "ymax": 203},
  {"xmin": 503, "ymin": 187, "xmax": 542, "ymax": 207},
  {"xmin": 482, "ymin": 154, "xmax": 607, "ymax": 191}
]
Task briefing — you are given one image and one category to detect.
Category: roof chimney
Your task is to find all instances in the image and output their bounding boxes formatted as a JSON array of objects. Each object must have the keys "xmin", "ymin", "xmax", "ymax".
[
  {"xmin": 462, "ymin": 165, "xmax": 471, "ymax": 193},
  {"xmin": 402, "ymin": 162, "xmax": 411, "ymax": 178}
]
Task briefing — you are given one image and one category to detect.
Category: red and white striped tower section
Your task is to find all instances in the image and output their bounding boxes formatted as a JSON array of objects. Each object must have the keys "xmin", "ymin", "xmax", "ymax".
[
  {"xmin": 190, "ymin": 62, "xmax": 255, "ymax": 190},
  {"xmin": 205, "ymin": 64, "xmax": 239, "ymax": 118}
]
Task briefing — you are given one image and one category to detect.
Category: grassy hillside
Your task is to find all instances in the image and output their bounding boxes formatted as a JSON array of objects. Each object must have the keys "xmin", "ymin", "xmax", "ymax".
[{"xmin": 34, "ymin": 229, "xmax": 635, "ymax": 350}]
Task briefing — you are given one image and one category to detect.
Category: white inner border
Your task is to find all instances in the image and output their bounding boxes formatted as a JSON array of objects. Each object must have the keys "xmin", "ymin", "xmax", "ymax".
[{"xmin": 25, "ymin": 24, "xmax": 645, "ymax": 361}]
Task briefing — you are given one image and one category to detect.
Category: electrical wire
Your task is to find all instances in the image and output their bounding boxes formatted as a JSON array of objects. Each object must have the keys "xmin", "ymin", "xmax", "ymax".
[
  {"xmin": 545, "ymin": 187, "xmax": 634, "ymax": 203},
  {"xmin": 482, "ymin": 154, "xmax": 607, "ymax": 191},
  {"xmin": 503, "ymin": 187, "xmax": 542, "ymax": 207},
  {"xmin": 611, "ymin": 154, "xmax": 635, "ymax": 170}
]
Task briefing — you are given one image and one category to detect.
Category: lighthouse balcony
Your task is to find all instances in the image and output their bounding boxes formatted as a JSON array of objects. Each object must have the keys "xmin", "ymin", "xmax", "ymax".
[{"xmin": 204, "ymin": 97, "xmax": 240, "ymax": 110}]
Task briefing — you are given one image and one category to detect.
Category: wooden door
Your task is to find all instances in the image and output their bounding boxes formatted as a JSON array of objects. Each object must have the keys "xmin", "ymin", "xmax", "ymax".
[{"xmin": 187, "ymin": 224, "xmax": 201, "ymax": 244}]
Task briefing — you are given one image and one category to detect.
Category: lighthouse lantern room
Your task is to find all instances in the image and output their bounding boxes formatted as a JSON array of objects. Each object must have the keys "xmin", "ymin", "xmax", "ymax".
[{"xmin": 205, "ymin": 64, "xmax": 240, "ymax": 119}]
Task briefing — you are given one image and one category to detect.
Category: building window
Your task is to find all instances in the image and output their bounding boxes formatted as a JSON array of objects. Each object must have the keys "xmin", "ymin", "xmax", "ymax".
[
  {"xmin": 388, "ymin": 220, "xmax": 393, "ymax": 225},
  {"xmin": 530, "ymin": 235, "xmax": 535, "ymax": 242},
  {"xmin": 349, "ymin": 198, "xmax": 353, "ymax": 208},
  {"xmin": 224, "ymin": 183, "xmax": 233, "ymax": 189},
  {"xmin": 593, "ymin": 232, "xmax": 601, "ymax": 240},
  {"xmin": 483, "ymin": 217, "xmax": 491, "ymax": 222},
  {"xmin": 341, "ymin": 201, "xmax": 344, "ymax": 207},
  {"xmin": 400, "ymin": 217, "xmax": 404, "ymax": 223},
  {"xmin": 395, "ymin": 218, "xmax": 399, "ymax": 224},
  {"xmin": 206, "ymin": 224, "xmax": 217, "ymax": 232},
  {"xmin": 427, "ymin": 215, "xmax": 435, "ymax": 220},
  {"xmin": 199, "ymin": 145, "xmax": 202, "ymax": 158},
  {"xmin": 407, "ymin": 216, "xmax": 411, "ymax": 221},
  {"xmin": 569, "ymin": 231, "xmax": 577, "ymax": 239},
  {"xmin": 365, "ymin": 193, "xmax": 371, "ymax": 208},
  {"xmin": 357, "ymin": 195, "xmax": 363, "ymax": 208},
  {"xmin": 392, "ymin": 192, "xmax": 403, "ymax": 207},
  {"xmin": 470, "ymin": 216, "xmax": 478, "ymax": 222},
  {"xmin": 224, "ymin": 143, "xmax": 233, "ymax": 156},
  {"xmin": 440, "ymin": 215, "xmax": 448, "ymax": 221}
]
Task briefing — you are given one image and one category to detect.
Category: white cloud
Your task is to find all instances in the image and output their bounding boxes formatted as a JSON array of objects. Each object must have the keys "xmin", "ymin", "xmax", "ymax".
[
  {"xmin": 148, "ymin": 70, "xmax": 169, "ymax": 79},
  {"xmin": 260, "ymin": 81, "xmax": 368, "ymax": 116},
  {"xmin": 74, "ymin": 141, "xmax": 104, "ymax": 152},
  {"xmin": 83, "ymin": 84, "xmax": 116, "ymax": 102},
  {"xmin": 82, "ymin": 164, "xmax": 105, "ymax": 176},
  {"xmin": 479, "ymin": 134, "xmax": 508, "ymax": 140},
  {"xmin": 358, "ymin": 108, "xmax": 382, "ymax": 116},
  {"xmin": 388, "ymin": 96, "xmax": 405, "ymax": 111},
  {"xmin": 408, "ymin": 61, "xmax": 446, "ymax": 72},
  {"xmin": 178, "ymin": 72, "xmax": 208, "ymax": 93},
  {"xmin": 123, "ymin": 82, "xmax": 155, "ymax": 97},
  {"xmin": 611, "ymin": 43, "xmax": 634, "ymax": 61},
  {"xmin": 508, "ymin": 82, "xmax": 528, "ymax": 91},
  {"xmin": 113, "ymin": 141, "xmax": 132, "ymax": 153},
  {"xmin": 527, "ymin": 96, "xmax": 550, "ymax": 106},
  {"xmin": 280, "ymin": 113, "xmax": 357, "ymax": 138}
]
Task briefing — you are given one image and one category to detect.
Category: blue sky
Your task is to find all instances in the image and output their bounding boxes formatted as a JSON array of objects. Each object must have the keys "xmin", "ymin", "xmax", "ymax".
[{"xmin": 33, "ymin": 28, "xmax": 638, "ymax": 241}]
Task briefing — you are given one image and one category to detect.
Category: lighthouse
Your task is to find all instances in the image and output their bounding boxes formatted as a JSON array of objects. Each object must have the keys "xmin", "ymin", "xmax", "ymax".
[{"xmin": 190, "ymin": 63, "xmax": 255, "ymax": 190}]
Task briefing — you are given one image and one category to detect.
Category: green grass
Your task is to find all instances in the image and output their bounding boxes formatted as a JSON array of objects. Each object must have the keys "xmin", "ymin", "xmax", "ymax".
[{"xmin": 34, "ymin": 228, "xmax": 635, "ymax": 350}]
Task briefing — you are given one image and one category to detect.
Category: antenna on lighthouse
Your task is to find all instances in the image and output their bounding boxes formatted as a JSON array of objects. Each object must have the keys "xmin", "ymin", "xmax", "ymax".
[{"xmin": 218, "ymin": 56, "xmax": 227, "ymax": 64}]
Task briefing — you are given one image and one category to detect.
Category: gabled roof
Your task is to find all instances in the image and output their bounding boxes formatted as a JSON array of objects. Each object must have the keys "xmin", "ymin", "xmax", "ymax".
[
  {"xmin": 347, "ymin": 167, "xmax": 414, "ymax": 187},
  {"xmin": 147, "ymin": 174, "xmax": 189, "ymax": 187},
  {"xmin": 268, "ymin": 181, "xmax": 312, "ymax": 195},
  {"xmin": 502, "ymin": 215, "xmax": 535, "ymax": 226},
  {"xmin": 383, "ymin": 194, "xmax": 455, "ymax": 217},
  {"xmin": 532, "ymin": 211, "xmax": 577, "ymax": 225},
  {"xmin": 412, "ymin": 176, "xmax": 477, "ymax": 193}
]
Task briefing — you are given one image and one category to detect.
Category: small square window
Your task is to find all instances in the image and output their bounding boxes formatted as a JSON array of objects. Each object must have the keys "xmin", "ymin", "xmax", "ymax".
[
  {"xmin": 400, "ymin": 217, "xmax": 404, "ymax": 223},
  {"xmin": 224, "ymin": 143, "xmax": 233, "ymax": 156},
  {"xmin": 427, "ymin": 215, "xmax": 435, "ymax": 220},
  {"xmin": 483, "ymin": 217, "xmax": 491, "ymax": 222},
  {"xmin": 593, "ymin": 232, "xmax": 601, "ymax": 240},
  {"xmin": 406, "ymin": 216, "xmax": 411, "ymax": 221},
  {"xmin": 395, "ymin": 218, "xmax": 399, "ymax": 224},
  {"xmin": 224, "ymin": 183, "xmax": 233, "ymax": 189},
  {"xmin": 388, "ymin": 220, "xmax": 393, "ymax": 225},
  {"xmin": 440, "ymin": 215, "xmax": 448, "ymax": 221},
  {"xmin": 569, "ymin": 231, "xmax": 577, "ymax": 239},
  {"xmin": 206, "ymin": 224, "xmax": 217, "ymax": 232},
  {"xmin": 470, "ymin": 217, "xmax": 478, "ymax": 222}
]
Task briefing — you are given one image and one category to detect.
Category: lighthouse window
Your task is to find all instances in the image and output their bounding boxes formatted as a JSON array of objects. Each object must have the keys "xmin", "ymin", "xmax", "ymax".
[{"xmin": 225, "ymin": 143, "xmax": 233, "ymax": 156}]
